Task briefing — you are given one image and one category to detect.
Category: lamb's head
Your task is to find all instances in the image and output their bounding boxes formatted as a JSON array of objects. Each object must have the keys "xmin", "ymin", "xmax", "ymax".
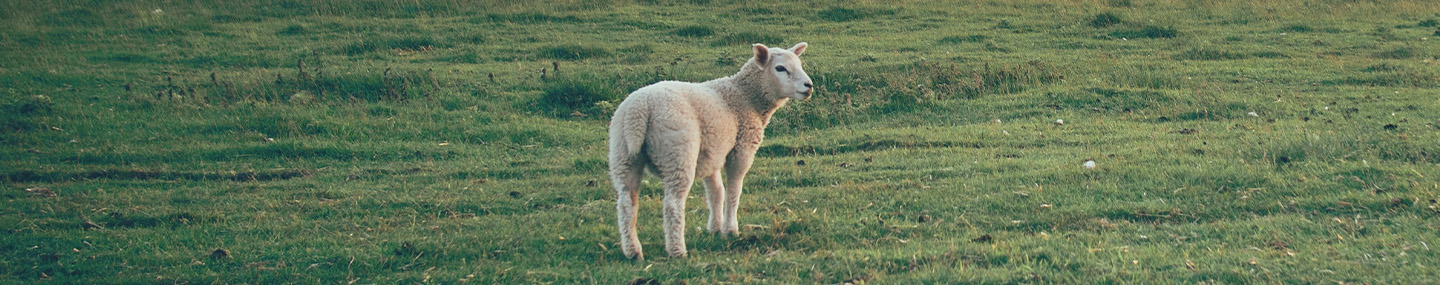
[{"xmin": 750, "ymin": 42, "xmax": 813, "ymax": 101}]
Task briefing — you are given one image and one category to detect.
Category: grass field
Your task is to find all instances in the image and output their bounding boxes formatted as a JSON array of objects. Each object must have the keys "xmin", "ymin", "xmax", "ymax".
[{"xmin": 3, "ymin": 0, "xmax": 1440, "ymax": 283}]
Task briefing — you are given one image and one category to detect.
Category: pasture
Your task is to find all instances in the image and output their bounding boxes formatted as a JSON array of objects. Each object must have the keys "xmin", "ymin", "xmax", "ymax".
[{"xmin": 3, "ymin": 0, "xmax": 1439, "ymax": 283}]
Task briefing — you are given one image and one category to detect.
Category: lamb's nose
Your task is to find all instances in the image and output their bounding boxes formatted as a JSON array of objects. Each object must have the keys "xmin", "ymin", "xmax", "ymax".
[{"xmin": 803, "ymin": 82, "xmax": 812, "ymax": 88}]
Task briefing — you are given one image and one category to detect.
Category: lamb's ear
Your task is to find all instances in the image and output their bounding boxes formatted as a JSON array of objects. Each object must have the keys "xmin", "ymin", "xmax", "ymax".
[
  {"xmin": 753, "ymin": 43, "xmax": 770, "ymax": 65},
  {"xmin": 789, "ymin": 42, "xmax": 808, "ymax": 56}
]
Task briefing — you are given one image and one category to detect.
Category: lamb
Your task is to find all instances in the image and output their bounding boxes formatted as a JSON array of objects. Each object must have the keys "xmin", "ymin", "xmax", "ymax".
[{"xmin": 608, "ymin": 42, "xmax": 813, "ymax": 261}]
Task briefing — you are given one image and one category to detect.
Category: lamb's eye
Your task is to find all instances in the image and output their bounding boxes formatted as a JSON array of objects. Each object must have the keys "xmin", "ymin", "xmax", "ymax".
[{"xmin": 775, "ymin": 66, "xmax": 788, "ymax": 73}]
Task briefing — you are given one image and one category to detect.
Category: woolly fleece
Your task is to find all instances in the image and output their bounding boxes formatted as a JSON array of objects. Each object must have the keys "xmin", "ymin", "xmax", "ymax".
[{"xmin": 608, "ymin": 42, "xmax": 813, "ymax": 261}]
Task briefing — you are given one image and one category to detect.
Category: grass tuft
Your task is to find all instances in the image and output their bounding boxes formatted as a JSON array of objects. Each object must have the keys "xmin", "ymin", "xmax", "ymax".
[
  {"xmin": 476, "ymin": 12, "xmax": 582, "ymax": 24},
  {"xmin": 537, "ymin": 74, "xmax": 626, "ymax": 118},
  {"xmin": 817, "ymin": 7, "xmax": 892, "ymax": 22},
  {"xmin": 712, "ymin": 32, "xmax": 784, "ymax": 46},
  {"xmin": 1372, "ymin": 47, "xmax": 1416, "ymax": 59},
  {"xmin": 1251, "ymin": 51, "xmax": 1288, "ymax": 58},
  {"xmin": 1323, "ymin": 71, "xmax": 1439, "ymax": 87},
  {"xmin": 89, "ymin": 53, "xmax": 162, "ymax": 64},
  {"xmin": 133, "ymin": 25, "xmax": 188, "ymax": 37},
  {"xmin": 539, "ymin": 44, "xmax": 612, "ymax": 60},
  {"xmin": 672, "ymin": 25, "xmax": 715, "ymax": 38},
  {"xmin": 912, "ymin": 60, "xmax": 1064, "ymax": 100},
  {"xmin": 342, "ymin": 36, "xmax": 445, "ymax": 56},
  {"xmin": 1108, "ymin": 25, "xmax": 1177, "ymax": 39},
  {"xmin": 938, "ymin": 35, "xmax": 989, "ymax": 44},
  {"xmin": 43, "ymin": 8, "xmax": 104, "ymax": 27},
  {"xmin": 1363, "ymin": 62, "xmax": 1407, "ymax": 72},
  {"xmin": 1090, "ymin": 12, "xmax": 1122, "ymax": 28},
  {"xmin": 0, "ymin": 96, "xmax": 52, "ymax": 132},
  {"xmin": 275, "ymin": 24, "xmax": 306, "ymax": 36},
  {"xmin": 1173, "ymin": 48, "xmax": 1249, "ymax": 60},
  {"xmin": 1278, "ymin": 24, "xmax": 1313, "ymax": 32}
]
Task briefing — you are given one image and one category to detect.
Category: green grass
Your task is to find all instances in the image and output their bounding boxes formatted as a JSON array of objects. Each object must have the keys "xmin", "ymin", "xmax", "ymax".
[
  {"xmin": 4, "ymin": 0, "xmax": 1440, "ymax": 283},
  {"xmin": 672, "ymin": 25, "xmax": 716, "ymax": 38}
]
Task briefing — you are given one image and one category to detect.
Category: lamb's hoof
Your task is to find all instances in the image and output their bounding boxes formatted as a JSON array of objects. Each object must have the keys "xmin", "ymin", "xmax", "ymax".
[
  {"xmin": 625, "ymin": 251, "xmax": 644, "ymax": 263},
  {"xmin": 668, "ymin": 251, "xmax": 688, "ymax": 259}
]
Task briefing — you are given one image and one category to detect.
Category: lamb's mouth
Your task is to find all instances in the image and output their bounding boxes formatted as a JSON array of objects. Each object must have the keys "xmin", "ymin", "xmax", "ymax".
[{"xmin": 797, "ymin": 91, "xmax": 812, "ymax": 99}]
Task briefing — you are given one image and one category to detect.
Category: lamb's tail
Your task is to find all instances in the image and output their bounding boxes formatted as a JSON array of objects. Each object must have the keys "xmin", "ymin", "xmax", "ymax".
[{"xmin": 609, "ymin": 108, "xmax": 649, "ymax": 165}]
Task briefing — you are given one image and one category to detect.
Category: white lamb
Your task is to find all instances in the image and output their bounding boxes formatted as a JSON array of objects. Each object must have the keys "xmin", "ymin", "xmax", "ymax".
[{"xmin": 608, "ymin": 42, "xmax": 813, "ymax": 261}]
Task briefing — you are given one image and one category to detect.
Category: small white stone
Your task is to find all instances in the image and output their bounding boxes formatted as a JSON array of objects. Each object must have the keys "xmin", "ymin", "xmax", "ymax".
[
  {"xmin": 1248, "ymin": 111, "xmax": 1259, "ymax": 117},
  {"xmin": 1055, "ymin": 119, "xmax": 1064, "ymax": 125},
  {"xmin": 1083, "ymin": 160, "xmax": 1096, "ymax": 169}
]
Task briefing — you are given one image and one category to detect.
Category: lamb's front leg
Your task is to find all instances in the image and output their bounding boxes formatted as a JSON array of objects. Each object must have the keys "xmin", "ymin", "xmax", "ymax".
[
  {"xmin": 722, "ymin": 146, "xmax": 758, "ymax": 236},
  {"xmin": 701, "ymin": 173, "xmax": 726, "ymax": 233}
]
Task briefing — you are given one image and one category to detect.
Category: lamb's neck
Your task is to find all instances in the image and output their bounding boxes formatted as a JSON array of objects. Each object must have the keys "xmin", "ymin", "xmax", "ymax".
[{"xmin": 712, "ymin": 71, "xmax": 786, "ymax": 127}]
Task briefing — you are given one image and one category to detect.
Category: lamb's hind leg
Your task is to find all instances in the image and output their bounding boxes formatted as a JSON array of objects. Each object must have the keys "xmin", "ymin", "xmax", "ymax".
[
  {"xmin": 659, "ymin": 165, "xmax": 696, "ymax": 258},
  {"xmin": 701, "ymin": 172, "xmax": 725, "ymax": 233},
  {"xmin": 648, "ymin": 111, "xmax": 700, "ymax": 258},
  {"xmin": 612, "ymin": 161, "xmax": 644, "ymax": 262}
]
